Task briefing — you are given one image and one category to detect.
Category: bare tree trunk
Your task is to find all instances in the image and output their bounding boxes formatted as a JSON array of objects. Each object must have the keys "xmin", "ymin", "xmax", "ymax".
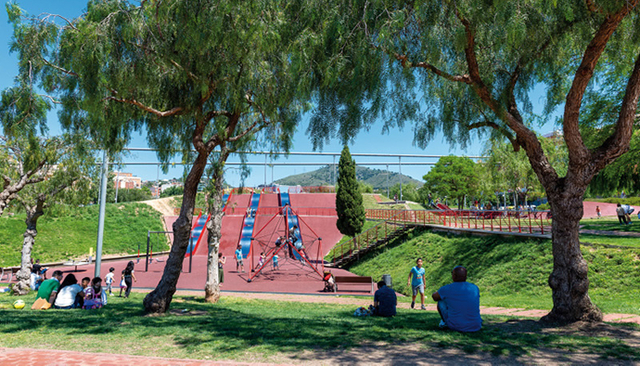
[
  {"xmin": 12, "ymin": 203, "xmax": 44, "ymax": 296},
  {"xmin": 541, "ymin": 188, "xmax": 603, "ymax": 323},
  {"xmin": 204, "ymin": 154, "xmax": 227, "ymax": 303},
  {"xmin": 143, "ymin": 151, "xmax": 209, "ymax": 313}
]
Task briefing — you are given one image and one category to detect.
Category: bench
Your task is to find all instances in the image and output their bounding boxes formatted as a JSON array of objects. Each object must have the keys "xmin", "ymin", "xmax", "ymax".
[
  {"xmin": 334, "ymin": 275, "xmax": 374, "ymax": 293},
  {"xmin": 0, "ymin": 266, "xmax": 20, "ymax": 282},
  {"xmin": 63, "ymin": 257, "xmax": 92, "ymax": 272}
]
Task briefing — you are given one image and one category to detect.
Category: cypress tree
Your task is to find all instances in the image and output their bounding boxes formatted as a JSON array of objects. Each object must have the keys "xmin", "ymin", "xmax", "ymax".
[{"xmin": 336, "ymin": 146, "xmax": 365, "ymax": 237}]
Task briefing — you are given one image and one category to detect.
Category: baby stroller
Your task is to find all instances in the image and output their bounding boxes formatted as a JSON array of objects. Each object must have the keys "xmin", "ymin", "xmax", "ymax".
[{"xmin": 323, "ymin": 271, "xmax": 336, "ymax": 292}]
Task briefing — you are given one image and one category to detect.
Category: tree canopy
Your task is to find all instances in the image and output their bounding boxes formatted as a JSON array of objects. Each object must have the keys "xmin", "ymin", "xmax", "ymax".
[
  {"xmin": 7, "ymin": 0, "xmax": 319, "ymax": 312},
  {"xmin": 303, "ymin": 0, "xmax": 640, "ymax": 322},
  {"xmin": 420, "ymin": 156, "xmax": 479, "ymax": 208}
]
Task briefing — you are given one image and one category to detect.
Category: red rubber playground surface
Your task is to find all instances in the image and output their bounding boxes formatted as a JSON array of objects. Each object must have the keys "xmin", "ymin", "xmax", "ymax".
[{"xmin": 48, "ymin": 193, "xmax": 374, "ymax": 295}]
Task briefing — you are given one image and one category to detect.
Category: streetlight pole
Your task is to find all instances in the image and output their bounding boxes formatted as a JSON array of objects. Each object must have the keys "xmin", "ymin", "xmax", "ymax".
[{"xmin": 95, "ymin": 150, "xmax": 108, "ymax": 277}]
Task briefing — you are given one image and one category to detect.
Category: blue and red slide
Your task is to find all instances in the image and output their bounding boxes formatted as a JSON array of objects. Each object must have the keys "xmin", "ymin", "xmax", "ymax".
[
  {"xmin": 238, "ymin": 192, "xmax": 261, "ymax": 258},
  {"xmin": 186, "ymin": 193, "xmax": 230, "ymax": 257}
]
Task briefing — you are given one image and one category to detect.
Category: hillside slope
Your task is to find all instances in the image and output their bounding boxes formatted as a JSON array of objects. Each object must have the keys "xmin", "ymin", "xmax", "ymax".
[
  {"xmin": 347, "ymin": 228, "xmax": 640, "ymax": 314},
  {"xmin": 275, "ymin": 165, "xmax": 423, "ymax": 189},
  {"xmin": 0, "ymin": 203, "xmax": 166, "ymax": 266}
]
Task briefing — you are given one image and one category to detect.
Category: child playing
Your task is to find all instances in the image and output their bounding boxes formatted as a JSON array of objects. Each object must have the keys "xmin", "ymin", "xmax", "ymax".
[
  {"xmin": 105, "ymin": 267, "xmax": 115, "ymax": 296},
  {"xmin": 273, "ymin": 254, "xmax": 279, "ymax": 270},
  {"xmin": 119, "ymin": 273, "xmax": 127, "ymax": 297},
  {"xmin": 83, "ymin": 277, "xmax": 104, "ymax": 310},
  {"xmin": 257, "ymin": 252, "xmax": 265, "ymax": 269},
  {"xmin": 235, "ymin": 245, "xmax": 244, "ymax": 273},
  {"xmin": 218, "ymin": 252, "xmax": 226, "ymax": 286}
]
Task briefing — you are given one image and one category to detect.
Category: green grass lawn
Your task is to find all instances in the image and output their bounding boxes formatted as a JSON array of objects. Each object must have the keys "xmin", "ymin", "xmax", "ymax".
[
  {"xmin": 347, "ymin": 228, "xmax": 640, "ymax": 315},
  {"xmin": 0, "ymin": 202, "xmax": 167, "ymax": 266},
  {"xmin": 0, "ymin": 292, "xmax": 637, "ymax": 362},
  {"xmin": 580, "ymin": 217, "xmax": 640, "ymax": 233}
]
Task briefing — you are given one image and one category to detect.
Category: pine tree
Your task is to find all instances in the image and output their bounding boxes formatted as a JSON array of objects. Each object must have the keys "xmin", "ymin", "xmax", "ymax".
[{"xmin": 336, "ymin": 146, "xmax": 365, "ymax": 238}]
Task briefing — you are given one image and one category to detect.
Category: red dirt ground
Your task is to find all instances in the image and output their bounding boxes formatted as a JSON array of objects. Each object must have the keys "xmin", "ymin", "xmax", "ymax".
[{"xmin": 582, "ymin": 201, "xmax": 639, "ymax": 218}]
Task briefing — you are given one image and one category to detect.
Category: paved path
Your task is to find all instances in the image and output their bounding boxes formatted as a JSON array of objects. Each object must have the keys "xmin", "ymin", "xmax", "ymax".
[{"xmin": 0, "ymin": 347, "xmax": 287, "ymax": 366}]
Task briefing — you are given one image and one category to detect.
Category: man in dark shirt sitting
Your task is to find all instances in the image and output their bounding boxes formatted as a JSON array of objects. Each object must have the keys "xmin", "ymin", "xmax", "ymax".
[{"xmin": 372, "ymin": 280, "xmax": 397, "ymax": 317}]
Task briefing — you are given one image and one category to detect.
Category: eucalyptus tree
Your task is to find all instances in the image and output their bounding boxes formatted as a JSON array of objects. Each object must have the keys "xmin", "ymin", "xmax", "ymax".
[
  {"xmin": 8, "ymin": 1, "xmax": 308, "ymax": 312},
  {"xmin": 9, "ymin": 134, "xmax": 94, "ymax": 296},
  {"xmin": 304, "ymin": 1, "xmax": 640, "ymax": 322}
]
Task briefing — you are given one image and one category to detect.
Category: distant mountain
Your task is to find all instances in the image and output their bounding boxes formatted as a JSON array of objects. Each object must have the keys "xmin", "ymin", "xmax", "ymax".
[{"xmin": 274, "ymin": 165, "xmax": 423, "ymax": 190}]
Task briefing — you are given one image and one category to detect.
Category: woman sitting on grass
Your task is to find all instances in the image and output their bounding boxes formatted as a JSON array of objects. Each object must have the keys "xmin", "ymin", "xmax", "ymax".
[
  {"xmin": 53, "ymin": 274, "xmax": 85, "ymax": 309},
  {"xmin": 83, "ymin": 277, "xmax": 104, "ymax": 310}
]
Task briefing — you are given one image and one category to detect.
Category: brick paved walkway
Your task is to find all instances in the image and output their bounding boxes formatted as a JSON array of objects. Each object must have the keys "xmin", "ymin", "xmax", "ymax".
[{"xmin": 0, "ymin": 347, "xmax": 289, "ymax": 366}]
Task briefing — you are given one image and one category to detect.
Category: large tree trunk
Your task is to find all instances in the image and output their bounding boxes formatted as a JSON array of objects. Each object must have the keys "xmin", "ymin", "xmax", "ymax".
[
  {"xmin": 143, "ymin": 151, "xmax": 209, "ymax": 313},
  {"xmin": 12, "ymin": 204, "xmax": 44, "ymax": 296},
  {"xmin": 541, "ymin": 187, "xmax": 603, "ymax": 323},
  {"xmin": 204, "ymin": 154, "xmax": 228, "ymax": 303}
]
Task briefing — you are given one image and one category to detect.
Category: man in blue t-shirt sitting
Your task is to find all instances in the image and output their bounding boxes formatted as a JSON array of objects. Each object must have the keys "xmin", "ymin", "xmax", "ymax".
[
  {"xmin": 372, "ymin": 280, "xmax": 397, "ymax": 317},
  {"xmin": 431, "ymin": 266, "xmax": 482, "ymax": 332}
]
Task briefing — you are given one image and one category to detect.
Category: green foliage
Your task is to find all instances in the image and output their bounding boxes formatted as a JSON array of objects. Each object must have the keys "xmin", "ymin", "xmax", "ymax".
[
  {"xmin": 348, "ymin": 229, "xmax": 640, "ymax": 315},
  {"xmin": 419, "ymin": 156, "xmax": 479, "ymax": 208},
  {"xmin": 11, "ymin": 1, "xmax": 307, "ymax": 159},
  {"xmin": 0, "ymin": 202, "xmax": 166, "ymax": 266},
  {"xmin": 116, "ymin": 188, "xmax": 152, "ymax": 203},
  {"xmin": 160, "ymin": 186, "xmax": 184, "ymax": 198},
  {"xmin": 389, "ymin": 183, "xmax": 420, "ymax": 202},
  {"xmin": 0, "ymin": 84, "xmax": 50, "ymax": 137},
  {"xmin": 336, "ymin": 146, "xmax": 365, "ymax": 237},
  {"xmin": 481, "ymin": 138, "xmax": 566, "ymax": 205},
  {"xmin": 358, "ymin": 181, "xmax": 373, "ymax": 194},
  {"xmin": 587, "ymin": 130, "xmax": 640, "ymax": 196}
]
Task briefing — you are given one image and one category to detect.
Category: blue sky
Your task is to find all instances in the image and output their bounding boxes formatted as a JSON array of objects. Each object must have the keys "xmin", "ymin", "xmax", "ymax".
[{"xmin": 1, "ymin": 1, "xmax": 557, "ymax": 188}]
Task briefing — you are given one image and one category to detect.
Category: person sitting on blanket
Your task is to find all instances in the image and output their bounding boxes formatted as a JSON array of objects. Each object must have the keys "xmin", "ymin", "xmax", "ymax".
[
  {"xmin": 372, "ymin": 280, "xmax": 397, "ymax": 317},
  {"xmin": 36, "ymin": 270, "xmax": 63, "ymax": 305}
]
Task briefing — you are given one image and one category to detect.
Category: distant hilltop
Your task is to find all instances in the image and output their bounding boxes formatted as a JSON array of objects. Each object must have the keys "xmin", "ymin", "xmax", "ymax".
[{"xmin": 274, "ymin": 165, "xmax": 423, "ymax": 190}]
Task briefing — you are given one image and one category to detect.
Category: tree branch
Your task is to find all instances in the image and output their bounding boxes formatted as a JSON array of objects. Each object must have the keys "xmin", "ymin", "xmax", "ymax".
[
  {"xmin": 590, "ymin": 49, "xmax": 640, "ymax": 173},
  {"xmin": 563, "ymin": 0, "xmax": 639, "ymax": 163},
  {"xmin": 42, "ymin": 59, "xmax": 78, "ymax": 78},
  {"xmin": 585, "ymin": 0, "xmax": 605, "ymax": 14},
  {"xmin": 394, "ymin": 54, "xmax": 471, "ymax": 83},
  {"xmin": 227, "ymin": 94, "xmax": 270, "ymax": 143},
  {"xmin": 105, "ymin": 95, "xmax": 184, "ymax": 117},
  {"xmin": 41, "ymin": 13, "xmax": 78, "ymax": 30}
]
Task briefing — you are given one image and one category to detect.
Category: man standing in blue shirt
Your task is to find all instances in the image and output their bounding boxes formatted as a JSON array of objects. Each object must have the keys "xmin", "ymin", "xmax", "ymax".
[
  {"xmin": 407, "ymin": 258, "xmax": 426, "ymax": 310},
  {"xmin": 431, "ymin": 266, "xmax": 482, "ymax": 332}
]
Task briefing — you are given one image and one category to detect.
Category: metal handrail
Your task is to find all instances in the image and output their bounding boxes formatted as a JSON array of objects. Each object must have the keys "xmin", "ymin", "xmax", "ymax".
[{"xmin": 365, "ymin": 208, "xmax": 552, "ymax": 235}]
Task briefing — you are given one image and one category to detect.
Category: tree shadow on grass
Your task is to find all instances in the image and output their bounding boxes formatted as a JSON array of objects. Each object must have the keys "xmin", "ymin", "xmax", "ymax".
[{"xmin": 0, "ymin": 297, "xmax": 638, "ymax": 363}]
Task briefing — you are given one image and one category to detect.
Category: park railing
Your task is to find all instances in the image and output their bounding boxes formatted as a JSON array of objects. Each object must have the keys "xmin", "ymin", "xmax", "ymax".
[
  {"xmin": 365, "ymin": 208, "xmax": 553, "ymax": 235},
  {"xmin": 327, "ymin": 210, "xmax": 412, "ymax": 266}
]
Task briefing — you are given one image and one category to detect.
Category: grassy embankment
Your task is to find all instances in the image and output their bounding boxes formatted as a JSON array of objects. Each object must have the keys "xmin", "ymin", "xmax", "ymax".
[
  {"xmin": 0, "ymin": 202, "xmax": 166, "ymax": 267},
  {"xmin": 0, "ymin": 292, "xmax": 638, "ymax": 362},
  {"xmin": 345, "ymin": 227, "xmax": 640, "ymax": 315}
]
